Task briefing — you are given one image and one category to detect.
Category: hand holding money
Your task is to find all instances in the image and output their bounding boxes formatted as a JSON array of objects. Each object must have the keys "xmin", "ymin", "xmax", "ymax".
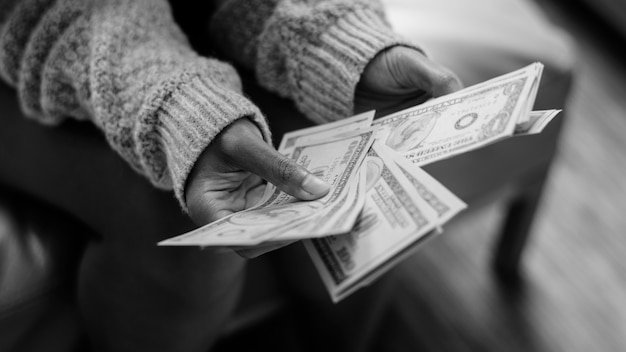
[
  {"xmin": 171, "ymin": 124, "xmax": 378, "ymax": 249},
  {"xmin": 185, "ymin": 118, "xmax": 330, "ymax": 226},
  {"xmin": 166, "ymin": 62, "xmax": 562, "ymax": 302},
  {"xmin": 354, "ymin": 46, "xmax": 463, "ymax": 116}
]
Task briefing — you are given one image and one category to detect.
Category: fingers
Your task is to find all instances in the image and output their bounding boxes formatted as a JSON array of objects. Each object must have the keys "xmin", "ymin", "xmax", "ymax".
[
  {"xmin": 186, "ymin": 185, "xmax": 248, "ymax": 225},
  {"xmin": 393, "ymin": 47, "xmax": 464, "ymax": 97},
  {"xmin": 219, "ymin": 119, "xmax": 330, "ymax": 201},
  {"xmin": 186, "ymin": 175, "xmax": 267, "ymax": 226}
]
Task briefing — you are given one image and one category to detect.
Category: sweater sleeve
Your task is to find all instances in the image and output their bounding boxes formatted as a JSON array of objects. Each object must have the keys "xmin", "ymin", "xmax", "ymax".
[
  {"xmin": 0, "ymin": 0, "xmax": 272, "ymax": 208},
  {"xmin": 209, "ymin": 0, "xmax": 421, "ymax": 124}
]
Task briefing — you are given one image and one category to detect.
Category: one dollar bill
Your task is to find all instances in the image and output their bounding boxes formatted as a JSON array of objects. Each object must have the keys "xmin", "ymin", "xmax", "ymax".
[
  {"xmin": 304, "ymin": 142, "xmax": 465, "ymax": 302},
  {"xmin": 372, "ymin": 62, "xmax": 544, "ymax": 167}
]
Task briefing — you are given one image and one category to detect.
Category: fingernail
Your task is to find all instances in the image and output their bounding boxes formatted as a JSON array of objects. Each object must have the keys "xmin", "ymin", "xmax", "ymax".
[{"xmin": 302, "ymin": 175, "xmax": 331, "ymax": 196}]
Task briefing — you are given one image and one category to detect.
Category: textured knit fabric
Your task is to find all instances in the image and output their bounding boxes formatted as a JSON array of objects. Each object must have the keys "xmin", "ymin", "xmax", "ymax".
[
  {"xmin": 0, "ymin": 0, "xmax": 415, "ymax": 209},
  {"xmin": 210, "ymin": 0, "xmax": 418, "ymax": 124}
]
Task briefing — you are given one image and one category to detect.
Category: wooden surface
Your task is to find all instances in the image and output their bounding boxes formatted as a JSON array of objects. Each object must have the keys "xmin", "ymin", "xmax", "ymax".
[{"xmin": 373, "ymin": 1, "xmax": 626, "ymax": 351}]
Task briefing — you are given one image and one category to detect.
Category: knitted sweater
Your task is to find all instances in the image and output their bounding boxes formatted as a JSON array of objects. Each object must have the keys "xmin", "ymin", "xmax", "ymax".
[{"xmin": 0, "ymin": 0, "xmax": 412, "ymax": 208}]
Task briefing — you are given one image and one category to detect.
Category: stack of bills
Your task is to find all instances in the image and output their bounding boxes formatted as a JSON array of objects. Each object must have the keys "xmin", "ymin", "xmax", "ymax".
[{"xmin": 159, "ymin": 62, "xmax": 561, "ymax": 302}]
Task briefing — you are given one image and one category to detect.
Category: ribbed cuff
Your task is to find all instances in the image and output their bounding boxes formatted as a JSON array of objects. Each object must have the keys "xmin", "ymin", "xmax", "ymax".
[
  {"xmin": 145, "ymin": 73, "xmax": 271, "ymax": 211},
  {"xmin": 288, "ymin": 9, "xmax": 422, "ymax": 124}
]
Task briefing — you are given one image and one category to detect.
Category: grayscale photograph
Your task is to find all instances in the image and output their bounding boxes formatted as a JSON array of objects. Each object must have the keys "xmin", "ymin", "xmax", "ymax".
[{"xmin": 1, "ymin": 0, "xmax": 625, "ymax": 351}]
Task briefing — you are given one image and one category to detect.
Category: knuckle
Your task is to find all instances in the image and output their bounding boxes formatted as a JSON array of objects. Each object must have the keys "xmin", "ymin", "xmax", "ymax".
[{"xmin": 274, "ymin": 156, "xmax": 298, "ymax": 185}]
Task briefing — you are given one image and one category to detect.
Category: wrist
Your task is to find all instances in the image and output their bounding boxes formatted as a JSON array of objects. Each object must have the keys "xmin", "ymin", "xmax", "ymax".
[{"xmin": 148, "ymin": 74, "xmax": 270, "ymax": 211}]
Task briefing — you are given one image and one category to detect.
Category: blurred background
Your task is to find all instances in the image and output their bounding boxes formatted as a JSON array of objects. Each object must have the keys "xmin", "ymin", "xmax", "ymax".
[
  {"xmin": 372, "ymin": 0, "xmax": 626, "ymax": 351},
  {"xmin": 1, "ymin": 0, "xmax": 626, "ymax": 351}
]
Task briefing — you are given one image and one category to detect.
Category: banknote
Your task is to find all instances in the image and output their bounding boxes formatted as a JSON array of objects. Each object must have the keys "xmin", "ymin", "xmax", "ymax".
[
  {"xmin": 232, "ymin": 171, "xmax": 367, "ymax": 258},
  {"xmin": 418, "ymin": 62, "xmax": 542, "ymax": 125},
  {"xmin": 261, "ymin": 168, "xmax": 367, "ymax": 241},
  {"xmin": 278, "ymin": 110, "xmax": 375, "ymax": 157},
  {"xmin": 518, "ymin": 63, "xmax": 544, "ymax": 124},
  {"xmin": 380, "ymin": 144, "xmax": 467, "ymax": 224},
  {"xmin": 455, "ymin": 61, "xmax": 543, "ymax": 102},
  {"xmin": 314, "ymin": 170, "xmax": 368, "ymax": 235},
  {"xmin": 254, "ymin": 110, "xmax": 375, "ymax": 206},
  {"xmin": 304, "ymin": 142, "xmax": 442, "ymax": 302},
  {"xmin": 515, "ymin": 109, "xmax": 562, "ymax": 135},
  {"xmin": 157, "ymin": 62, "xmax": 557, "ymax": 303},
  {"xmin": 372, "ymin": 62, "xmax": 544, "ymax": 167},
  {"xmin": 314, "ymin": 146, "xmax": 467, "ymax": 300},
  {"xmin": 231, "ymin": 136, "xmax": 370, "ymax": 257},
  {"xmin": 158, "ymin": 128, "xmax": 376, "ymax": 247},
  {"xmin": 325, "ymin": 228, "xmax": 443, "ymax": 302}
]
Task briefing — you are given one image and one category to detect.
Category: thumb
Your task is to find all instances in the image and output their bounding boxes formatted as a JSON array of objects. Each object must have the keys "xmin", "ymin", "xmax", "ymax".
[{"xmin": 222, "ymin": 120, "xmax": 331, "ymax": 200}]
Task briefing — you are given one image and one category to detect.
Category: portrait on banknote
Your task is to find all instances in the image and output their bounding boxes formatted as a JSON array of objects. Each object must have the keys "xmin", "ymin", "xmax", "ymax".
[{"xmin": 385, "ymin": 111, "xmax": 439, "ymax": 152}]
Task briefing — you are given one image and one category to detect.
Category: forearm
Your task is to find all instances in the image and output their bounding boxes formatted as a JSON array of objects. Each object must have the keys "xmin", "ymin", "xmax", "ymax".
[
  {"xmin": 0, "ymin": 0, "xmax": 271, "ymax": 207},
  {"xmin": 210, "ymin": 0, "xmax": 419, "ymax": 123}
]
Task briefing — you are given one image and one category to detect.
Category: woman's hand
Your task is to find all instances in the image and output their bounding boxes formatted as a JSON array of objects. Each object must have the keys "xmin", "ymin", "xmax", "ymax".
[
  {"xmin": 355, "ymin": 46, "xmax": 463, "ymax": 116},
  {"xmin": 184, "ymin": 118, "xmax": 330, "ymax": 227}
]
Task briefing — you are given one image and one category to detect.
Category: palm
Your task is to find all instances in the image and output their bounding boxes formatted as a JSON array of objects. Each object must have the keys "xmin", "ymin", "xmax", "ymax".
[
  {"xmin": 192, "ymin": 168, "xmax": 266, "ymax": 224},
  {"xmin": 185, "ymin": 118, "xmax": 330, "ymax": 228},
  {"xmin": 184, "ymin": 120, "xmax": 270, "ymax": 226},
  {"xmin": 184, "ymin": 118, "xmax": 331, "ymax": 258}
]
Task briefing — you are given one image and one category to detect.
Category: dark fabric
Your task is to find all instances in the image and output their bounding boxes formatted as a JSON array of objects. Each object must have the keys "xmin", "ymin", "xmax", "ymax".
[
  {"xmin": 0, "ymin": 80, "xmax": 288, "ymax": 351},
  {"xmin": 169, "ymin": 0, "xmax": 218, "ymax": 56},
  {"xmin": 0, "ymin": 187, "xmax": 87, "ymax": 352}
]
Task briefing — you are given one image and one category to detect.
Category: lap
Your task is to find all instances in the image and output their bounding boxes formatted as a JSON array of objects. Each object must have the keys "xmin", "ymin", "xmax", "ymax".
[{"xmin": 0, "ymin": 84, "xmax": 193, "ymax": 245}]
